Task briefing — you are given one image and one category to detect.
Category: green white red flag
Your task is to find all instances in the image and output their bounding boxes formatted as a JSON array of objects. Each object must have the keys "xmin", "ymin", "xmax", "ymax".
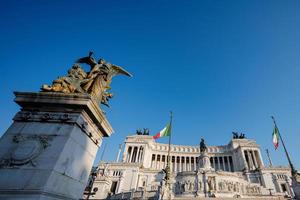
[
  {"xmin": 153, "ymin": 122, "xmax": 171, "ymax": 140},
  {"xmin": 272, "ymin": 126, "xmax": 280, "ymax": 150}
]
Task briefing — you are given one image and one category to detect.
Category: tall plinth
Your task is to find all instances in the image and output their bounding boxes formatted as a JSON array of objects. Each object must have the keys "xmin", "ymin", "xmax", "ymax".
[{"xmin": 0, "ymin": 92, "xmax": 113, "ymax": 200}]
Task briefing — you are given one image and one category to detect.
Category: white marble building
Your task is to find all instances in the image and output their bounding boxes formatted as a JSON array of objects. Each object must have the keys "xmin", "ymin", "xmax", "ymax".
[{"xmin": 86, "ymin": 134, "xmax": 295, "ymax": 199}]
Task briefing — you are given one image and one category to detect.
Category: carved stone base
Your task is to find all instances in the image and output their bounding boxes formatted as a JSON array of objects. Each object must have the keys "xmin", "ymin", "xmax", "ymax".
[
  {"xmin": 0, "ymin": 92, "xmax": 113, "ymax": 200},
  {"xmin": 198, "ymin": 152, "xmax": 212, "ymax": 171},
  {"xmin": 160, "ymin": 182, "xmax": 174, "ymax": 200}
]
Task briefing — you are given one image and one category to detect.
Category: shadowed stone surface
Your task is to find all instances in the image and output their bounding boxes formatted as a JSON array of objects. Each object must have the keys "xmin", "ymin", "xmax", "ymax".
[{"xmin": 0, "ymin": 92, "xmax": 113, "ymax": 200}]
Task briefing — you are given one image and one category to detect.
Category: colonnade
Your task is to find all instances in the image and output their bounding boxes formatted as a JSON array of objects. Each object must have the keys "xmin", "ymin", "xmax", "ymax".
[
  {"xmin": 150, "ymin": 154, "xmax": 234, "ymax": 172},
  {"xmin": 125, "ymin": 146, "xmax": 144, "ymax": 163},
  {"xmin": 210, "ymin": 156, "xmax": 234, "ymax": 172},
  {"xmin": 151, "ymin": 154, "xmax": 198, "ymax": 172},
  {"xmin": 244, "ymin": 149, "xmax": 261, "ymax": 170}
]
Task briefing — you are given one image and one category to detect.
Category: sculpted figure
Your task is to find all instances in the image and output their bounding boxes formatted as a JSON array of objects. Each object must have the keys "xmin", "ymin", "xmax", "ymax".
[
  {"xmin": 76, "ymin": 52, "xmax": 132, "ymax": 104},
  {"xmin": 232, "ymin": 132, "xmax": 238, "ymax": 139},
  {"xmin": 211, "ymin": 177, "xmax": 216, "ymax": 191},
  {"xmin": 41, "ymin": 52, "xmax": 132, "ymax": 107},
  {"xmin": 143, "ymin": 128, "xmax": 150, "ymax": 135},
  {"xmin": 101, "ymin": 92, "xmax": 113, "ymax": 107},
  {"xmin": 198, "ymin": 181, "xmax": 202, "ymax": 190},
  {"xmin": 190, "ymin": 182, "xmax": 194, "ymax": 191},
  {"xmin": 218, "ymin": 181, "xmax": 225, "ymax": 191},
  {"xmin": 187, "ymin": 180, "xmax": 193, "ymax": 191},
  {"xmin": 184, "ymin": 181, "xmax": 188, "ymax": 192},
  {"xmin": 42, "ymin": 64, "xmax": 88, "ymax": 93},
  {"xmin": 207, "ymin": 177, "xmax": 216, "ymax": 191},
  {"xmin": 136, "ymin": 129, "xmax": 142, "ymax": 135},
  {"xmin": 200, "ymin": 138, "xmax": 207, "ymax": 153},
  {"xmin": 233, "ymin": 183, "xmax": 238, "ymax": 192},
  {"xmin": 239, "ymin": 133, "xmax": 246, "ymax": 139}
]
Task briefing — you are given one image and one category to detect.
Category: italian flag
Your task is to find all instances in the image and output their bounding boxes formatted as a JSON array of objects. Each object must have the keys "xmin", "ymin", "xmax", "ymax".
[
  {"xmin": 272, "ymin": 126, "xmax": 280, "ymax": 150},
  {"xmin": 153, "ymin": 123, "xmax": 171, "ymax": 140}
]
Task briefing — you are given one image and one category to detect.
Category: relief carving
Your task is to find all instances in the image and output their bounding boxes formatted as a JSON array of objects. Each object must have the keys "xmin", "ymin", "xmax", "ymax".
[
  {"xmin": 207, "ymin": 176, "xmax": 216, "ymax": 191},
  {"xmin": 0, "ymin": 134, "xmax": 54, "ymax": 168}
]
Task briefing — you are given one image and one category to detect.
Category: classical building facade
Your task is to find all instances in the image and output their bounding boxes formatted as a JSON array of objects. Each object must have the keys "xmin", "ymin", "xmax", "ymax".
[{"xmin": 85, "ymin": 134, "xmax": 295, "ymax": 199}]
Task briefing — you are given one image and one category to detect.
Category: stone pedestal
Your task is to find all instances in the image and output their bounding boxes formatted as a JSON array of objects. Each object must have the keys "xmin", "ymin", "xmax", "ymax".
[
  {"xmin": 160, "ymin": 181, "xmax": 174, "ymax": 200},
  {"xmin": 0, "ymin": 92, "xmax": 113, "ymax": 200},
  {"xmin": 198, "ymin": 152, "xmax": 212, "ymax": 171}
]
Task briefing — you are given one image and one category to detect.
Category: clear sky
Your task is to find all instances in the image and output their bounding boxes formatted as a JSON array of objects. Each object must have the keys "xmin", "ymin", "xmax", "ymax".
[{"xmin": 1, "ymin": 0, "xmax": 300, "ymax": 169}]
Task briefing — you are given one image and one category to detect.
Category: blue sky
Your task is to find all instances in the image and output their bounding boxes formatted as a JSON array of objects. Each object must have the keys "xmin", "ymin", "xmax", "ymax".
[{"xmin": 1, "ymin": 0, "xmax": 300, "ymax": 169}]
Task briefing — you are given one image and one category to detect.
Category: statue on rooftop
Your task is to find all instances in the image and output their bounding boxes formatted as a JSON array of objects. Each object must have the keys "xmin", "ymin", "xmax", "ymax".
[
  {"xmin": 41, "ymin": 51, "xmax": 132, "ymax": 107},
  {"xmin": 239, "ymin": 133, "xmax": 246, "ymax": 139},
  {"xmin": 136, "ymin": 128, "xmax": 150, "ymax": 135},
  {"xmin": 232, "ymin": 132, "xmax": 246, "ymax": 139},
  {"xmin": 136, "ymin": 129, "xmax": 143, "ymax": 135},
  {"xmin": 143, "ymin": 128, "xmax": 150, "ymax": 135},
  {"xmin": 232, "ymin": 132, "xmax": 239, "ymax": 139}
]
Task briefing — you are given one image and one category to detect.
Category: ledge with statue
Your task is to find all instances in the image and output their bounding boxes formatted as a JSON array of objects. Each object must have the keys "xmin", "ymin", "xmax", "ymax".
[{"xmin": 0, "ymin": 52, "xmax": 131, "ymax": 200}]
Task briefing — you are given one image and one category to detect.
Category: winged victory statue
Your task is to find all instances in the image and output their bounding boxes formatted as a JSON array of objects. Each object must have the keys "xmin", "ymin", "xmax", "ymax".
[{"xmin": 41, "ymin": 51, "xmax": 132, "ymax": 107}]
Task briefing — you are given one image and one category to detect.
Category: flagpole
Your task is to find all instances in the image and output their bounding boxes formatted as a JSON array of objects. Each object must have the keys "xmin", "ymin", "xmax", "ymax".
[
  {"xmin": 165, "ymin": 111, "xmax": 173, "ymax": 200},
  {"xmin": 271, "ymin": 116, "xmax": 296, "ymax": 176},
  {"xmin": 265, "ymin": 149, "xmax": 273, "ymax": 167},
  {"xmin": 168, "ymin": 111, "xmax": 172, "ymax": 165}
]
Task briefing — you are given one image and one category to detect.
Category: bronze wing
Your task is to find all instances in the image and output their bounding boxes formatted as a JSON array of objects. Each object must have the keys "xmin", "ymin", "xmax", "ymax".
[
  {"xmin": 110, "ymin": 65, "xmax": 133, "ymax": 77},
  {"xmin": 104, "ymin": 64, "xmax": 132, "ymax": 90},
  {"xmin": 76, "ymin": 56, "xmax": 97, "ymax": 68}
]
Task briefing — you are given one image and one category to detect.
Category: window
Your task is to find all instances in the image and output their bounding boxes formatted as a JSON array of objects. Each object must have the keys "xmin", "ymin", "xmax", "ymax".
[
  {"xmin": 110, "ymin": 181, "xmax": 118, "ymax": 194},
  {"xmin": 281, "ymin": 184, "xmax": 287, "ymax": 193}
]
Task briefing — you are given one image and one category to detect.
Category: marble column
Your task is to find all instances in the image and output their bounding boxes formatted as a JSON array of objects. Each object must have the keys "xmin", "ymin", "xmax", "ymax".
[
  {"xmin": 139, "ymin": 147, "xmax": 144, "ymax": 163},
  {"xmin": 227, "ymin": 156, "xmax": 232, "ymax": 172},
  {"xmin": 218, "ymin": 157, "xmax": 221, "ymax": 170},
  {"xmin": 251, "ymin": 150, "xmax": 258, "ymax": 168},
  {"xmin": 0, "ymin": 92, "xmax": 113, "ymax": 200},
  {"xmin": 129, "ymin": 146, "xmax": 134, "ymax": 163},
  {"xmin": 152, "ymin": 154, "xmax": 156, "ymax": 169},
  {"xmin": 247, "ymin": 150, "xmax": 254, "ymax": 170},
  {"xmin": 136, "ymin": 147, "xmax": 141, "ymax": 163},
  {"xmin": 174, "ymin": 156, "xmax": 177, "ymax": 172},
  {"xmin": 159, "ymin": 155, "xmax": 162, "ymax": 170},
  {"xmin": 179, "ymin": 157, "xmax": 182, "ymax": 172},
  {"xmin": 186, "ymin": 157, "xmax": 188, "ymax": 171},
  {"xmin": 122, "ymin": 146, "xmax": 128, "ymax": 162},
  {"xmin": 126, "ymin": 146, "xmax": 131, "ymax": 162},
  {"xmin": 156, "ymin": 155, "xmax": 159, "ymax": 170},
  {"xmin": 257, "ymin": 150, "xmax": 264, "ymax": 167},
  {"xmin": 255, "ymin": 150, "xmax": 262, "ymax": 167},
  {"xmin": 221, "ymin": 156, "xmax": 226, "ymax": 171},
  {"xmin": 135, "ymin": 147, "xmax": 140, "ymax": 163},
  {"xmin": 133, "ymin": 147, "xmax": 137, "ymax": 163}
]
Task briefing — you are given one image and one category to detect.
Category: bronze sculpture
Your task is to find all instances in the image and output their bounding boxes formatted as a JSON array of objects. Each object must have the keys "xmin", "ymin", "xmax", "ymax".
[
  {"xmin": 136, "ymin": 128, "xmax": 150, "ymax": 135},
  {"xmin": 41, "ymin": 52, "xmax": 132, "ymax": 107},
  {"xmin": 232, "ymin": 132, "xmax": 246, "ymax": 139},
  {"xmin": 200, "ymin": 138, "xmax": 207, "ymax": 153}
]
